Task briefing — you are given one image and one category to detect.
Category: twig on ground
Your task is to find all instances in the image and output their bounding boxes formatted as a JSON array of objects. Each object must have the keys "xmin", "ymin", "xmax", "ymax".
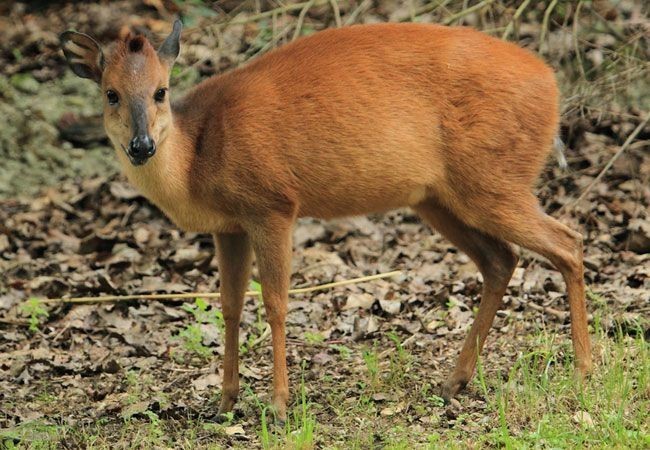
[
  {"xmin": 39, "ymin": 270, "xmax": 403, "ymax": 304},
  {"xmin": 527, "ymin": 301, "xmax": 569, "ymax": 321}
]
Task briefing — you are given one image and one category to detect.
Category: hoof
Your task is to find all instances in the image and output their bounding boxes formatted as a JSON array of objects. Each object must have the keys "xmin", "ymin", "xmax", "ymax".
[
  {"xmin": 218, "ymin": 394, "xmax": 237, "ymax": 415},
  {"xmin": 270, "ymin": 398, "xmax": 288, "ymax": 423},
  {"xmin": 575, "ymin": 360, "xmax": 593, "ymax": 380},
  {"xmin": 270, "ymin": 407, "xmax": 287, "ymax": 425},
  {"xmin": 441, "ymin": 377, "xmax": 468, "ymax": 404},
  {"xmin": 262, "ymin": 405, "xmax": 287, "ymax": 429},
  {"xmin": 214, "ymin": 412, "xmax": 234, "ymax": 424}
]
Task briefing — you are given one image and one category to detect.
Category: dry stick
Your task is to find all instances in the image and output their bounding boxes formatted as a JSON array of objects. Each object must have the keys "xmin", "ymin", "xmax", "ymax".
[
  {"xmin": 343, "ymin": 0, "xmax": 372, "ymax": 26},
  {"xmin": 527, "ymin": 302, "xmax": 568, "ymax": 321},
  {"xmin": 563, "ymin": 114, "xmax": 650, "ymax": 211},
  {"xmin": 293, "ymin": 0, "xmax": 316, "ymax": 41},
  {"xmin": 40, "ymin": 270, "xmax": 402, "ymax": 305},
  {"xmin": 329, "ymin": 0, "xmax": 342, "ymax": 28},
  {"xmin": 539, "ymin": 0, "xmax": 559, "ymax": 53},
  {"xmin": 442, "ymin": 0, "xmax": 495, "ymax": 25},
  {"xmin": 501, "ymin": 0, "xmax": 531, "ymax": 40}
]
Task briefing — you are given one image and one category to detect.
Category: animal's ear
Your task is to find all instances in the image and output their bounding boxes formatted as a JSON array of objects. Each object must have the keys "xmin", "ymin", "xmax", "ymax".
[
  {"xmin": 158, "ymin": 19, "xmax": 182, "ymax": 66},
  {"xmin": 60, "ymin": 31, "xmax": 105, "ymax": 83}
]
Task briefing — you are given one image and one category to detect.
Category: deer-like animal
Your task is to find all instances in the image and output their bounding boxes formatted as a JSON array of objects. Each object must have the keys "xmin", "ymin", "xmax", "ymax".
[{"xmin": 60, "ymin": 20, "xmax": 591, "ymax": 420}]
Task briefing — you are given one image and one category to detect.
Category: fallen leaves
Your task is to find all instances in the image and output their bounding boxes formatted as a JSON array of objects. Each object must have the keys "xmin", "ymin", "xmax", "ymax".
[{"xmin": 0, "ymin": 1, "xmax": 648, "ymax": 445}]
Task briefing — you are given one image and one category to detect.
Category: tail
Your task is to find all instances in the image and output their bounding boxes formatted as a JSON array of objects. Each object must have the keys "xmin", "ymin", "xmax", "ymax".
[{"xmin": 554, "ymin": 135, "xmax": 567, "ymax": 170}]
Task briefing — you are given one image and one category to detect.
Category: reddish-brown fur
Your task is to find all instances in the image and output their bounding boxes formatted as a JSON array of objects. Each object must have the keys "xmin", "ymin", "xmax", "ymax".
[{"xmin": 61, "ymin": 22, "xmax": 592, "ymax": 420}]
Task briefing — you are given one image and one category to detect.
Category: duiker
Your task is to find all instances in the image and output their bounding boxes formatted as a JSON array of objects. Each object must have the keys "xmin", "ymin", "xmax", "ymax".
[{"xmin": 61, "ymin": 21, "xmax": 591, "ymax": 420}]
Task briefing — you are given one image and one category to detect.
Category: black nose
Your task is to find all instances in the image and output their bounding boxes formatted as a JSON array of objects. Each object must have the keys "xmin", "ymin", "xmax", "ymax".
[{"xmin": 127, "ymin": 135, "xmax": 156, "ymax": 163}]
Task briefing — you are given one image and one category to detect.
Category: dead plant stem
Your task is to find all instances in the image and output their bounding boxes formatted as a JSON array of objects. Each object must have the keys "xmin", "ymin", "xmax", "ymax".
[
  {"xmin": 502, "ymin": 0, "xmax": 531, "ymax": 40},
  {"xmin": 539, "ymin": 0, "xmax": 559, "ymax": 52},
  {"xmin": 40, "ymin": 270, "xmax": 403, "ymax": 304}
]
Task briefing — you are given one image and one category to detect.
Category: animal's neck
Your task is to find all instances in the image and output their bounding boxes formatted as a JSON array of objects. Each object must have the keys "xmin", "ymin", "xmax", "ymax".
[{"xmin": 118, "ymin": 116, "xmax": 192, "ymax": 206}]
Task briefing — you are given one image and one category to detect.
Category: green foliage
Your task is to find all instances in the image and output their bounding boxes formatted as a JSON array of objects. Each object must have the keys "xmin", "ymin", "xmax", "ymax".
[
  {"xmin": 182, "ymin": 297, "xmax": 225, "ymax": 330},
  {"xmin": 249, "ymin": 280, "xmax": 263, "ymax": 299},
  {"xmin": 176, "ymin": 323, "xmax": 213, "ymax": 359},
  {"xmin": 20, "ymin": 297, "xmax": 49, "ymax": 332},
  {"xmin": 124, "ymin": 370, "xmax": 154, "ymax": 406},
  {"xmin": 304, "ymin": 331, "xmax": 325, "ymax": 345},
  {"xmin": 0, "ymin": 421, "xmax": 67, "ymax": 450},
  {"xmin": 142, "ymin": 410, "xmax": 165, "ymax": 444},
  {"xmin": 174, "ymin": 298, "xmax": 225, "ymax": 360},
  {"xmin": 386, "ymin": 332, "xmax": 412, "ymax": 385},
  {"xmin": 362, "ymin": 346, "xmax": 380, "ymax": 389},
  {"xmin": 331, "ymin": 343, "xmax": 352, "ymax": 359}
]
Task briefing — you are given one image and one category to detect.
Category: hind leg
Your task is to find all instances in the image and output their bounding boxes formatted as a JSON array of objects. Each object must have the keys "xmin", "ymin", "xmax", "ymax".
[
  {"xmin": 472, "ymin": 196, "xmax": 592, "ymax": 379},
  {"xmin": 413, "ymin": 200, "xmax": 519, "ymax": 400}
]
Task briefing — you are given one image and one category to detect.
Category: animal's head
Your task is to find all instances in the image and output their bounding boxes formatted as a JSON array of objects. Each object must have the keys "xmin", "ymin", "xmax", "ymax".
[{"xmin": 60, "ymin": 20, "xmax": 182, "ymax": 166}]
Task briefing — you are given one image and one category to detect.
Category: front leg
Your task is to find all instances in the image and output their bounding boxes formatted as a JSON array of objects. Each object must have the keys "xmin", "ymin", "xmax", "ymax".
[
  {"xmin": 214, "ymin": 232, "xmax": 252, "ymax": 416},
  {"xmin": 247, "ymin": 215, "xmax": 294, "ymax": 421}
]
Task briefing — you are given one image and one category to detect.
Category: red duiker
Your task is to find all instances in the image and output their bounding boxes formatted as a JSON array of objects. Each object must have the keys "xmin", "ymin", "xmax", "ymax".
[{"xmin": 60, "ymin": 20, "xmax": 591, "ymax": 420}]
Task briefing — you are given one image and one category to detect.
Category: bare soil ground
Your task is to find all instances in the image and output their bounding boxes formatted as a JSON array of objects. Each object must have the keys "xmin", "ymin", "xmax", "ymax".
[{"xmin": 0, "ymin": 1, "xmax": 648, "ymax": 448}]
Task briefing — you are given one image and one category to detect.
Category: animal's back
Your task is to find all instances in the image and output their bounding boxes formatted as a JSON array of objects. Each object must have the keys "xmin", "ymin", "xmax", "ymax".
[{"xmin": 186, "ymin": 23, "xmax": 560, "ymax": 220}]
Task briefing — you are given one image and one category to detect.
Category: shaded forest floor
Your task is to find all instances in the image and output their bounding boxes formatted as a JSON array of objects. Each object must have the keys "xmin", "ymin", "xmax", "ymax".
[{"xmin": 1, "ymin": 1, "xmax": 648, "ymax": 448}]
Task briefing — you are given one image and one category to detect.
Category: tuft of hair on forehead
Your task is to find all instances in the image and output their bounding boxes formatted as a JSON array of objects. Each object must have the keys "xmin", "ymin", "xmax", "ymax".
[
  {"xmin": 128, "ymin": 35, "xmax": 146, "ymax": 53},
  {"xmin": 107, "ymin": 33, "xmax": 156, "ymax": 66},
  {"xmin": 125, "ymin": 34, "xmax": 151, "ymax": 53}
]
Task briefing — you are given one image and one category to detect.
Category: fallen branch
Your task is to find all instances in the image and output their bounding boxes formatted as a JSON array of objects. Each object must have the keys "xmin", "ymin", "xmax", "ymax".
[{"xmin": 40, "ymin": 270, "xmax": 402, "ymax": 304}]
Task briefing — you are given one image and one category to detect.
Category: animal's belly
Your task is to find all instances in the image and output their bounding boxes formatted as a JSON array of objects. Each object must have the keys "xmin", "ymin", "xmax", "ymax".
[{"xmin": 298, "ymin": 184, "xmax": 430, "ymax": 219}]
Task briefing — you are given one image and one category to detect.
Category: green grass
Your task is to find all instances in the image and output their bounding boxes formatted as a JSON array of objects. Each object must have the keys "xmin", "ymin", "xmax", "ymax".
[
  {"xmin": 476, "ymin": 327, "xmax": 649, "ymax": 449},
  {"xmin": 257, "ymin": 366, "xmax": 316, "ymax": 450},
  {"xmin": 2, "ymin": 323, "xmax": 647, "ymax": 448}
]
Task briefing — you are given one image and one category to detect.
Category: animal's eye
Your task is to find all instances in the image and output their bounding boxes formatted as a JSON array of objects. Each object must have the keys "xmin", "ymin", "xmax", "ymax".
[
  {"xmin": 106, "ymin": 90, "xmax": 119, "ymax": 105},
  {"xmin": 154, "ymin": 88, "xmax": 167, "ymax": 103}
]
